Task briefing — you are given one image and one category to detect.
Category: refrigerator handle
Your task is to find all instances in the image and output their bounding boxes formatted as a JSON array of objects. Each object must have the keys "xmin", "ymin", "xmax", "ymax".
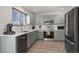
[{"xmin": 66, "ymin": 39, "xmax": 75, "ymax": 45}]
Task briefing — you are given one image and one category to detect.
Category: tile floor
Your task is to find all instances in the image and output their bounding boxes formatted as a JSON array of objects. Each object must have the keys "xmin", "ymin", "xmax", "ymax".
[{"xmin": 27, "ymin": 40, "xmax": 66, "ymax": 53}]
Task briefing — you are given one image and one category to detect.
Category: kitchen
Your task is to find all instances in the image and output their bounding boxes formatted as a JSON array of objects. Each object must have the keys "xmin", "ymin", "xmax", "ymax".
[{"xmin": 0, "ymin": 6, "xmax": 76, "ymax": 53}]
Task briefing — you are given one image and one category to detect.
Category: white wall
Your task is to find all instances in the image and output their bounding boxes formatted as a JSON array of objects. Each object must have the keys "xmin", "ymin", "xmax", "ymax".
[{"xmin": 0, "ymin": 7, "xmax": 12, "ymax": 35}]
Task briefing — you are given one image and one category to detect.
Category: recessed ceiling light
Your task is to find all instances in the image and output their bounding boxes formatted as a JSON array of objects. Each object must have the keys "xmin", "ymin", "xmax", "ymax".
[{"xmin": 34, "ymin": 9, "xmax": 37, "ymax": 12}]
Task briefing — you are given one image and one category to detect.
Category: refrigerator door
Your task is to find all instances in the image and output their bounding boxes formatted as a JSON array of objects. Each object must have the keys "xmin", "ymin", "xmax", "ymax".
[
  {"xmin": 65, "ymin": 7, "xmax": 79, "ymax": 53},
  {"xmin": 65, "ymin": 38, "xmax": 75, "ymax": 53}
]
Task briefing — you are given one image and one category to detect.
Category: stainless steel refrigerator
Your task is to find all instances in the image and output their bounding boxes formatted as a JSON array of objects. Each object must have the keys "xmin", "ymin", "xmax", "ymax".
[{"xmin": 65, "ymin": 7, "xmax": 79, "ymax": 53}]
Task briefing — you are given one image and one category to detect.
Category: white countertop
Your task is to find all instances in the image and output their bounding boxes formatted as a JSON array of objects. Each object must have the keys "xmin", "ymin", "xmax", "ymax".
[{"xmin": 0, "ymin": 30, "xmax": 38, "ymax": 37}]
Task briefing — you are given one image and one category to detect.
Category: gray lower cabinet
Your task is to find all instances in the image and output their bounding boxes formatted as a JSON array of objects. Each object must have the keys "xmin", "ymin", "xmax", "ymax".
[
  {"xmin": 27, "ymin": 30, "xmax": 38, "ymax": 49},
  {"xmin": 38, "ymin": 31, "xmax": 44, "ymax": 40},
  {"xmin": 27, "ymin": 33, "xmax": 31, "ymax": 49},
  {"xmin": 0, "ymin": 34, "xmax": 27, "ymax": 53},
  {"xmin": 0, "ymin": 30, "xmax": 38, "ymax": 53},
  {"xmin": 54, "ymin": 30, "xmax": 65, "ymax": 41},
  {"xmin": 30, "ymin": 32, "xmax": 33, "ymax": 46},
  {"xmin": 0, "ymin": 36, "xmax": 16, "ymax": 53}
]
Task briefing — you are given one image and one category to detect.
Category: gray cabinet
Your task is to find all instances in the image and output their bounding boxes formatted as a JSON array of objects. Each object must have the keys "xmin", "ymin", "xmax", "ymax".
[
  {"xmin": 0, "ymin": 34, "xmax": 27, "ymax": 53},
  {"xmin": 54, "ymin": 30, "xmax": 65, "ymax": 41},
  {"xmin": 38, "ymin": 31, "xmax": 44, "ymax": 39},
  {"xmin": 35, "ymin": 15, "xmax": 64, "ymax": 25},
  {"xmin": 27, "ymin": 33, "xmax": 31, "ymax": 48},
  {"xmin": 54, "ymin": 16, "xmax": 64, "ymax": 24},
  {"xmin": 0, "ymin": 36, "xmax": 16, "ymax": 53},
  {"xmin": 26, "ymin": 13, "xmax": 35, "ymax": 25},
  {"xmin": 35, "ymin": 16, "xmax": 40, "ymax": 25},
  {"xmin": 27, "ymin": 31, "xmax": 38, "ymax": 49},
  {"xmin": 35, "ymin": 16, "xmax": 44, "ymax": 25},
  {"xmin": 0, "ymin": 30, "xmax": 38, "ymax": 53},
  {"xmin": 30, "ymin": 13, "xmax": 35, "ymax": 25}
]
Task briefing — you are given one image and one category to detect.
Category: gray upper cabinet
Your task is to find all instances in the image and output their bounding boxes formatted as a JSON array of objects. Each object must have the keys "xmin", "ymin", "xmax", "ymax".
[
  {"xmin": 30, "ymin": 13, "xmax": 35, "ymax": 25},
  {"xmin": 54, "ymin": 15, "xmax": 64, "ymax": 24},
  {"xmin": 35, "ymin": 15, "xmax": 42, "ymax": 25},
  {"xmin": 35, "ymin": 15, "xmax": 64, "ymax": 25},
  {"xmin": 26, "ymin": 13, "xmax": 35, "ymax": 25}
]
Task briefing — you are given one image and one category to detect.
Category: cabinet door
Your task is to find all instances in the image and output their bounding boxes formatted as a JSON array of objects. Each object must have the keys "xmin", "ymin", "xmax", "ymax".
[
  {"xmin": 35, "ymin": 31, "xmax": 38, "ymax": 40},
  {"xmin": 54, "ymin": 16, "xmax": 64, "ymax": 24},
  {"xmin": 38, "ymin": 31, "xmax": 44, "ymax": 39},
  {"xmin": 16, "ymin": 35, "xmax": 27, "ymax": 53},
  {"xmin": 30, "ymin": 32, "xmax": 33, "ymax": 45},
  {"xmin": 54, "ymin": 31, "xmax": 64, "ymax": 40},
  {"xmin": 27, "ymin": 33, "xmax": 31, "ymax": 48},
  {"xmin": 30, "ymin": 14, "xmax": 35, "ymax": 25},
  {"xmin": 35, "ymin": 31, "xmax": 37, "ymax": 40},
  {"xmin": 32, "ymin": 31, "xmax": 35, "ymax": 43},
  {"xmin": 35, "ymin": 16, "xmax": 40, "ymax": 25},
  {"xmin": 68, "ymin": 9, "xmax": 74, "ymax": 42}
]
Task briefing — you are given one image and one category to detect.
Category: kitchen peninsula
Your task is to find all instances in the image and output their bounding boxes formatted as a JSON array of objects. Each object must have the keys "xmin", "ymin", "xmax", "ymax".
[{"xmin": 0, "ymin": 30, "xmax": 38, "ymax": 53}]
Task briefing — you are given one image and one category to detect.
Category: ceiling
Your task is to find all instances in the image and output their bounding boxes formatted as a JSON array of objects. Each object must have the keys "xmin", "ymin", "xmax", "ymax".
[{"xmin": 23, "ymin": 6, "xmax": 75, "ymax": 15}]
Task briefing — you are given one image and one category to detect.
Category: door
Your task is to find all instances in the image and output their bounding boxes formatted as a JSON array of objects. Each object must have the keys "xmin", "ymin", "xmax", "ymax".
[{"xmin": 68, "ymin": 9, "xmax": 74, "ymax": 42}]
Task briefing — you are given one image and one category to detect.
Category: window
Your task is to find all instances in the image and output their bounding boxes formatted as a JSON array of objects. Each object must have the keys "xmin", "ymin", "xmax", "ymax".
[{"xmin": 12, "ymin": 8, "xmax": 26, "ymax": 25}]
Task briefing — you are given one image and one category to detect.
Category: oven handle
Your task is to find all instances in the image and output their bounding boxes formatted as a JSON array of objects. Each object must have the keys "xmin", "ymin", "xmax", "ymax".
[{"xmin": 66, "ymin": 39, "xmax": 75, "ymax": 45}]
